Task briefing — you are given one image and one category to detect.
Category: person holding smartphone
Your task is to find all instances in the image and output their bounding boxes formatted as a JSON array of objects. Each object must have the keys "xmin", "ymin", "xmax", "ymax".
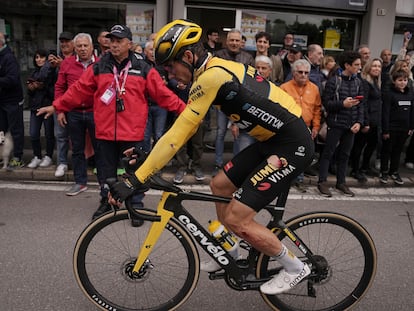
[
  {"xmin": 26, "ymin": 48, "xmax": 56, "ymax": 169},
  {"xmin": 317, "ymin": 51, "xmax": 364, "ymax": 197}
]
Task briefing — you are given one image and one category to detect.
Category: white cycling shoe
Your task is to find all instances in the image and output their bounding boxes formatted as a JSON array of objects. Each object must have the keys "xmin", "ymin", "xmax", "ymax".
[
  {"xmin": 200, "ymin": 252, "xmax": 242, "ymax": 273},
  {"xmin": 260, "ymin": 264, "xmax": 311, "ymax": 295},
  {"xmin": 200, "ymin": 259, "xmax": 222, "ymax": 272}
]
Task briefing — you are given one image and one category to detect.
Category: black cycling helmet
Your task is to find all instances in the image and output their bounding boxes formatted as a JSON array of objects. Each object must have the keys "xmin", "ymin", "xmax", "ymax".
[{"xmin": 154, "ymin": 19, "xmax": 202, "ymax": 65}]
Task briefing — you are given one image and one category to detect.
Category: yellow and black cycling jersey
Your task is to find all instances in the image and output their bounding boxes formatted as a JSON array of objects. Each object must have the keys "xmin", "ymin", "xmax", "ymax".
[{"xmin": 135, "ymin": 55, "xmax": 302, "ymax": 182}]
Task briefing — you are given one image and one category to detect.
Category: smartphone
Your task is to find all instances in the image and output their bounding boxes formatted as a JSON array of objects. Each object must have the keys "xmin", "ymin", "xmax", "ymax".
[
  {"xmin": 49, "ymin": 49, "xmax": 58, "ymax": 57},
  {"xmin": 408, "ymin": 33, "xmax": 412, "ymax": 40},
  {"xmin": 354, "ymin": 95, "xmax": 364, "ymax": 100}
]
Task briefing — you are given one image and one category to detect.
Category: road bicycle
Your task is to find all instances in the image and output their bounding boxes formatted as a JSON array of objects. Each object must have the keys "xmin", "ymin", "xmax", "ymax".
[{"xmin": 73, "ymin": 175, "xmax": 377, "ymax": 311}]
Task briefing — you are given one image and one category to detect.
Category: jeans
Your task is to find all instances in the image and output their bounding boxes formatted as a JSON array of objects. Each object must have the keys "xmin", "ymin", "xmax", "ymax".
[
  {"xmin": 96, "ymin": 139, "xmax": 144, "ymax": 206},
  {"xmin": 319, "ymin": 127, "xmax": 355, "ymax": 185},
  {"xmin": 143, "ymin": 105, "xmax": 168, "ymax": 152},
  {"xmin": 233, "ymin": 131, "xmax": 256, "ymax": 155},
  {"xmin": 214, "ymin": 109, "xmax": 229, "ymax": 167},
  {"xmin": 29, "ymin": 110, "xmax": 54, "ymax": 158},
  {"xmin": 0, "ymin": 100, "xmax": 24, "ymax": 159},
  {"xmin": 54, "ymin": 113, "xmax": 69, "ymax": 165},
  {"xmin": 67, "ymin": 111, "xmax": 97, "ymax": 185}
]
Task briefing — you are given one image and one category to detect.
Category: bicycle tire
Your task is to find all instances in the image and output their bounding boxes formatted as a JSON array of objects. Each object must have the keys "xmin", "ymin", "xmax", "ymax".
[
  {"xmin": 256, "ymin": 212, "xmax": 377, "ymax": 311},
  {"xmin": 73, "ymin": 209, "xmax": 200, "ymax": 311}
]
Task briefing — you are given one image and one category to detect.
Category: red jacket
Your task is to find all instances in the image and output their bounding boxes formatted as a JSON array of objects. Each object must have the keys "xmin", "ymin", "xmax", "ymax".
[
  {"xmin": 53, "ymin": 52, "xmax": 185, "ymax": 141},
  {"xmin": 54, "ymin": 54, "xmax": 98, "ymax": 113}
]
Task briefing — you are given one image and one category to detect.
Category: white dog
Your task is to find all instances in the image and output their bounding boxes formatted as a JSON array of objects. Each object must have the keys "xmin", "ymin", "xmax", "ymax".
[{"xmin": 0, "ymin": 131, "xmax": 14, "ymax": 169}]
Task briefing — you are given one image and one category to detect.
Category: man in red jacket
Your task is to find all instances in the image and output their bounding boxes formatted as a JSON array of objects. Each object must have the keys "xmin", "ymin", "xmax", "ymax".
[
  {"xmin": 38, "ymin": 25, "xmax": 186, "ymax": 220},
  {"xmin": 54, "ymin": 33, "xmax": 99, "ymax": 196}
]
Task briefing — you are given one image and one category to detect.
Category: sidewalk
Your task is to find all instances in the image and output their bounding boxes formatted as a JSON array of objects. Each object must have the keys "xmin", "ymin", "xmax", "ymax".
[
  {"xmin": 2, "ymin": 110, "xmax": 413, "ymax": 188},
  {"xmin": 2, "ymin": 147, "xmax": 414, "ymax": 189}
]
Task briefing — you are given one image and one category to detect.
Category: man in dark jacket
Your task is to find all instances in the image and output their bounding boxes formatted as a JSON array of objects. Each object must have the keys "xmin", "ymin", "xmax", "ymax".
[
  {"xmin": 0, "ymin": 32, "xmax": 24, "ymax": 170},
  {"xmin": 318, "ymin": 51, "xmax": 364, "ymax": 197}
]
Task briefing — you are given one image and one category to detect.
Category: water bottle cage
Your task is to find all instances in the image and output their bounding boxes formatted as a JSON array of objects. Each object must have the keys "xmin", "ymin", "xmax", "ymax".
[{"xmin": 216, "ymin": 232, "xmax": 234, "ymax": 246}]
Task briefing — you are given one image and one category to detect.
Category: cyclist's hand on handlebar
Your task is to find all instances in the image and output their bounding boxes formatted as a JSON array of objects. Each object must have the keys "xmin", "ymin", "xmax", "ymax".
[{"xmin": 107, "ymin": 173, "xmax": 148, "ymax": 205}]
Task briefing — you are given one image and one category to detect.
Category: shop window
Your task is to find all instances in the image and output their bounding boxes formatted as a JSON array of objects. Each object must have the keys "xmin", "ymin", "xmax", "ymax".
[
  {"xmin": 64, "ymin": 1, "xmax": 154, "ymax": 48},
  {"xmin": 393, "ymin": 19, "xmax": 414, "ymax": 53},
  {"xmin": 241, "ymin": 11, "xmax": 357, "ymax": 56}
]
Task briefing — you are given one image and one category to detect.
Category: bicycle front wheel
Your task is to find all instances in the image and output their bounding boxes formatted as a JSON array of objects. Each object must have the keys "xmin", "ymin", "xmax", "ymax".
[
  {"xmin": 73, "ymin": 209, "xmax": 200, "ymax": 311},
  {"xmin": 257, "ymin": 212, "xmax": 377, "ymax": 311}
]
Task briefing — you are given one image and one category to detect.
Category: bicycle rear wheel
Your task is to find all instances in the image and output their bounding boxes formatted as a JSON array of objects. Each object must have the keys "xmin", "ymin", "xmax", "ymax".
[
  {"xmin": 257, "ymin": 212, "xmax": 377, "ymax": 311},
  {"xmin": 73, "ymin": 209, "xmax": 199, "ymax": 311}
]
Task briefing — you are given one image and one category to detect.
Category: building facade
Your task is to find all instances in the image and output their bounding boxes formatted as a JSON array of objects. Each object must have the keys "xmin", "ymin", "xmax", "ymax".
[{"xmin": 1, "ymin": 0, "xmax": 413, "ymax": 78}]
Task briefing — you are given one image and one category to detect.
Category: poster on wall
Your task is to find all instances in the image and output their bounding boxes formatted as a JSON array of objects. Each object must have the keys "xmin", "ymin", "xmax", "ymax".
[
  {"xmin": 324, "ymin": 28, "xmax": 341, "ymax": 49},
  {"xmin": 241, "ymin": 12, "xmax": 267, "ymax": 50},
  {"xmin": 126, "ymin": 4, "xmax": 153, "ymax": 46}
]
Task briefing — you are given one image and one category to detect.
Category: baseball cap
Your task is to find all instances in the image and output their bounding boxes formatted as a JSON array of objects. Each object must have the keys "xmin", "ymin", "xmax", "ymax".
[
  {"xmin": 106, "ymin": 25, "xmax": 132, "ymax": 40},
  {"xmin": 59, "ymin": 31, "xmax": 74, "ymax": 40},
  {"xmin": 289, "ymin": 44, "xmax": 302, "ymax": 53}
]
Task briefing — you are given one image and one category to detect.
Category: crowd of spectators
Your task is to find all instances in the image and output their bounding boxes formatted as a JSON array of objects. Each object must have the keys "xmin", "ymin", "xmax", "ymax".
[{"xmin": 1, "ymin": 24, "xmax": 413, "ymax": 201}]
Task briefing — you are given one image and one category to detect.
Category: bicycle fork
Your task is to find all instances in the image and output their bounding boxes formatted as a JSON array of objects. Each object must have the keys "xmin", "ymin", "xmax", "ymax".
[{"xmin": 131, "ymin": 192, "xmax": 174, "ymax": 275}]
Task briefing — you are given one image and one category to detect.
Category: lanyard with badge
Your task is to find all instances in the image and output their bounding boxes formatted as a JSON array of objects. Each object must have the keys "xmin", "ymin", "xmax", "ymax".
[{"xmin": 100, "ymin": 60, "xmax": 131, "ymax": 112}]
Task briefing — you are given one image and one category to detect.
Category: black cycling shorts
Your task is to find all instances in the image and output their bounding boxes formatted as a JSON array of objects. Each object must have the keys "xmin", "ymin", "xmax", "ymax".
[{"xmin": 223, "ymin": 119, "xmax": 314, "ymax": 212}]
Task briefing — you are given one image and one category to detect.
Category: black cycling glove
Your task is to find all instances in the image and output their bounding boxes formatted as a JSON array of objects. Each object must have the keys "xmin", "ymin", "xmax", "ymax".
[{"xmin": 108, "ymin": 173, "xmax": 148, "ymax": 203}]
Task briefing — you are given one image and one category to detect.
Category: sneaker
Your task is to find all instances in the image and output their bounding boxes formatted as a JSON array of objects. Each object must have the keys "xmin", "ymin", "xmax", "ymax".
[
  {"xmin": 55, "ymin": 164, "xmax": 68, "ymax": 177},
  {"xmin": 379, "ymin": 173, "xmax": 388, "ymax": 184},
  {"xmin": 92, "ymin": 198, "xmax": 112, "ymax": 220},
  {"xmin": 201, "ymin": 253, "xmax": 242, "ymax": 273},
  {"xmin": 6, "ymin": 157, "xmax": 24, "ymax": 171},
  {"xmin": 317, "ymin": 182, "xmax": 332, "ymax": 197},
  {"xmin": 335, "ymin": 183, "xmax": 355, "ymax": 197},
  {"xmin": 39, "ymin": 155, "xmax": 52, "ymax": 168},
  {"xmin": 293, "ymin": 181, "xmax": 307, "ymax": 193},
  {"xmin": 193, "ymin": 167, "xmax": 205, "ymax": 181},
  {"xmin": 173, "ymin": 168, "xmax": 186, "ymax": 184},
  {"xmin": 27, "ymin": 156, "xmax": 42, "ymax": 169},
  {"xmin": 66, "ymin": 184, "xmax": 88, "ymax": 196},
  {"xmin": 390, "ymin": 172, "xmax": 404, "ymax": 185},
  {"xmin": 405, "ymin": 162, "xmax": 414, "ymax": 169},
  {"xmin": 260, "ymin": 264, "xmax": 311, "ymax": 295},
  {"xmin": 212, "ymin": 165, "xmax": 222, "ymax": 177},
  {"xmin": 350, "ymin": 170, "xmax": 367, "ymax": 183},
  {"xmin": 200, "ymin": 259, "xmax": 222, "ymax": 273}
]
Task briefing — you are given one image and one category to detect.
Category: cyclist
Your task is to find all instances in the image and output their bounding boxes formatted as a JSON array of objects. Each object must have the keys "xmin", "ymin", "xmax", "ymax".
[{"xmin": 109, "ymin": 19, "xmax": 314, "ymax": 295}]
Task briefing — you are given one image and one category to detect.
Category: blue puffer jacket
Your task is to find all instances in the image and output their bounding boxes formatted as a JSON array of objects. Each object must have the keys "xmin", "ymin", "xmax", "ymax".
[
  {"xmin": 322, "ymin": 73, "xmax": 364, "ymax": 130},
  {"xmin": 0, "ymin": 45, "xmax": 23, "ymax": 105}
]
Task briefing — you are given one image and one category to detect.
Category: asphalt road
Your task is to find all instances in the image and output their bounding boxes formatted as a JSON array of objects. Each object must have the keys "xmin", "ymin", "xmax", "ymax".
[{"xmin": 1, "ymin": 181, "xmax": 413, "ymax": 311}]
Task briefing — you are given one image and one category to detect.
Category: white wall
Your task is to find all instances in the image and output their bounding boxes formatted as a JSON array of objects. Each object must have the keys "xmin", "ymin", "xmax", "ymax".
[
  {"xmin": 362, "ymin": 0, "xmax": 397, "ymax": 57},
  {"xmin": 396, "ymin": 0, "xmax": 414, "ymax": 16}
]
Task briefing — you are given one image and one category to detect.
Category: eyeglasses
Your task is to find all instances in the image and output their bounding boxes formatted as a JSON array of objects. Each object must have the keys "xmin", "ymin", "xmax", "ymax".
[{"xmin": 295, "ymin": 70, "xmax": 309, "ymax": 75}]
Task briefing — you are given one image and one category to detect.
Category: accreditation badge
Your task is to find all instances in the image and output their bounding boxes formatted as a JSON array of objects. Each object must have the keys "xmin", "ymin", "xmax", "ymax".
[{"xmin": 100, "ymin": 87, "xmax": 115, "ymax": 105}]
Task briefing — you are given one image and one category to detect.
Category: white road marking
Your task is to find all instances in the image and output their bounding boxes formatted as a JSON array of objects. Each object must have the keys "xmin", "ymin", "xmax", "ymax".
[{"xmin": 2, "ymin": 181, "xmax": 414, "ymax": 202}]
